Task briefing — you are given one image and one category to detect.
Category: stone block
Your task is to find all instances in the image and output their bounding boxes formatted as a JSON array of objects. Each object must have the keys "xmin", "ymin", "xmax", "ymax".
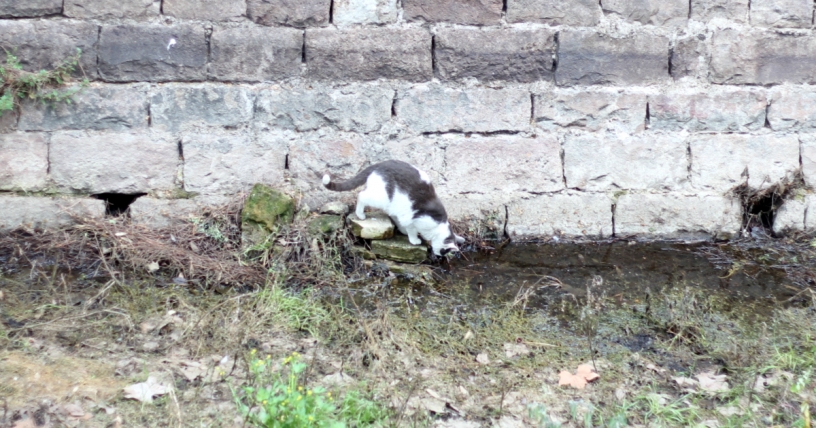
[
  {"xmin": 403, "ymin": 0, "xmax": 502, "ymax": 25},
  {"xmin": 601, "ymin": 0, "xmax": 688, "ymax": 26},
  {"xmin": 242, "ymin": 183, "xmax": 295, "ymax": 230},
  {"xmin": 690, "ymin": 134, "xmax": 800, "ymax": 192},
  {"xmin": 772, "ymin": 196, "xmax": 806, "ymax": 234},
  {"xmin": 0, "ymin": 0, "xmax": 62, "ymax": 17},
  {"xmin": 247, "ymin": 0, "xmax": 330, "ymax": 27},
  {"xmin": 0, "ymin": 133, "xmax": 48, "ymax": 191},
  {"xmin": 333, "ymin": 0, "xmax": 398, "ymax": 25},
  {"xmin": 615, "ymin": 193, "xmax": 741, "ymax": 238},
  {"xmin": 306, "ymin": 28, "xmax": 432, "ymax": 82},
  {"xmin": 750, "ymin": 0, "xmax": 812, "ymax": 28},
  {"xmin": 709, "ymin": 29, "xmax": 816, "ymax": 85},
  {"xmin": 507, "ymin": 193, "xmax": 613, "ymax": 238},
  {"xmin": 0, "ymin": 20, "xmax": 97, "ymax": 76},
  {"xmin": 163, "ymin": 0, "xmax": 246, "ymax": 20},
  {"xmin": 348, "ymin": 212, "xmax": 394, "ymax": 239},
  {"xmin": 435, "ymin": 28, "xmax": 555, "ymax": 83},
  {"xmin": 800, "ymin": 134, "xmax": 816, "ymax": 187},
  {"xmin": 564, "ymin": 132, "xmax": 688, "ymax": 191},
  {"xmin": 507, "ymin": 0, "xmax": 601, "ymax": 25},
  {"xmin": 648, "ymin": 89, "xmax": 767, "ymax": 132},
  {"xmin": 287, "ymin": 132, "xmax": 368, "ymax": 207},
  {"xmin": 98, "ymin": 24, "xmax": 208, "ymax": 83},
  {"xmin": 255, "ymin": 84, "xmax": 393, "ymax": 133},
  {"xmin": 64, "ymin": 0, "xmax": 160, "ymax": 19},
  {"xmin": 129, "ymin": 197, "xmax": 202, "ymax": 228},
  {"xmin": 443, "ymin": 135, "xmax": 563, "ymax": 195},
  {"xmin": 0, "ymin": 196, "xmax": 104, "ymax": 232},
  {"xmin": 671, "ymin": 34, "xmax": 707, "ymax": 79},
  {"xmin": 556, "ymin": 30, "xmax": 669, "ymax": 86},
  {"xmin": 19, "ymin": 84, "xmax": 149, "ymax": 132},
  {"xmin": 768, "ymin": 88, "xmax": 816, "ymax": 131},
  {"xmin": 50, "ymin": 131, "xmax": 179, "ymax": 194},
  {"xmin": 371, "ymin": 236, "xmax": 427, "ymax": 263},
  {"xmin": 182, "ymin": 132, "xmax": 287, "ymax": 195},
  {"xmin": 308, "ymin": 214, "xmax": 343, "ymax": 235},
  {"xmin": 0, "ymin": 110, "xmax": 17, "ymax": 133},
  {"xmin": 209, "ymin": 26, "xmax": 302, "ymax": 82},
  {"xmin": 534, "ymin": 88, "xmax": 647, "ymax": 133},
  {"xmin": 690, "ymin": 0, "xmax": 748, "ymax": 22},
  {"xmin": 396, "ymin": 84, "xmax": 530, "ymax": 133},
  {"xmin": 150, "ymin": 85, "xmax": 254, "ymax": 131}
]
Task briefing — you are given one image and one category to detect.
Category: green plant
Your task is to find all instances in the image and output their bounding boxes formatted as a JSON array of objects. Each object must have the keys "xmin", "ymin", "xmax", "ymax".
[{"xmin": 0, "ymin": 48, "xmax": 88, "ymax": 117}]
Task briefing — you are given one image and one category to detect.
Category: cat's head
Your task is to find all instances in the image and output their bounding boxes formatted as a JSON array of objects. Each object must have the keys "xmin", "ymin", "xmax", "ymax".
[{"xmin": 436, "ymin": 233, "xmax": 466, "ymax": 256}]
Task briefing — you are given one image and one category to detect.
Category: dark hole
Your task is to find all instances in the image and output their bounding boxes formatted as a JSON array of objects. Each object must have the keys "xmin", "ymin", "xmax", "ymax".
[
  {"xmin": 743, "ymin": 192, "xmax": 778, "ymax": 232},
  {"xmin": 93, "ymin": 193, "xmax": 146, "ymax": 217}
]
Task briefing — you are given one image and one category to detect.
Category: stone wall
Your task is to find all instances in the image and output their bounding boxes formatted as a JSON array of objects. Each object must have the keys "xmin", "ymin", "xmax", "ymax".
[{"xmin": 1, "ymin": 0, "xmax": 816, "ymax": 239}]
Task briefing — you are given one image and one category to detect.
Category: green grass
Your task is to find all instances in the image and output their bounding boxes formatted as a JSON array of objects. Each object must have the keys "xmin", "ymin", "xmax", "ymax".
[{"xmin": 0, "ymin": 48, "xmax": 88, "ymax": 117}]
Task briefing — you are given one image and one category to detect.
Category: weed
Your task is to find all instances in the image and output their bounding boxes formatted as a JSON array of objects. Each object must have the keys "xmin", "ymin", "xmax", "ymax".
[
  {"xmin": 527, "ymin": 403, "xmax": 562, "ymax": 428},
  {"xmin": 0, "ymin": 48, "xmax": 88, "ymax": 117}
]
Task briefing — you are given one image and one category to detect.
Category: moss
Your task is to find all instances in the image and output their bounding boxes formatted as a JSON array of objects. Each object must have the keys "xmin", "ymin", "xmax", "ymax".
[
  {"xmin": 307, "ymin": 215, "xmax": 343, "ymax": 235},
  {"xmin": 370, "ymin": 235, "xmax": 427, "ymax": 264},
  {"xmin": 241, "ymin": 183, "xmax": 295, "ymax": 231}
]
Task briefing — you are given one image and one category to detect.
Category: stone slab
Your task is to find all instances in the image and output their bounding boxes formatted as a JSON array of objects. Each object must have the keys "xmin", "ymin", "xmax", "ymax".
[
  {"xmin": 333, "ymin": 0, "xmax": 398, "ymax": 25},
  {"xmin": 150, "ymin": 85, "xmax": 254, "ymax": 131},
  {"xmin": 0, "ymin": 20, "xmax": 97, "ymax": 77},
  {"xmin": 247, "ymin": 0, "xmax": 330, "ymax": 27},
  {"xmin": 162, "ymin": 0, "xmax": 247, "ymax": 20},
  {"xmin": 98, "ymin": 24, "xmax": 208, "ymax": 83},
  {"xmin": 64, "ymin": 0, "xmax": 160, "ymax": 19},
  {"xmin": 690, "ymin": 0, "xmax": 749, "ymax": 22},
  {"xmin": 564, "ymin": 132, "xmax": 689, "ymax": 192},
  {"xmin": 772, "ymin": 195, "xmax": 807, "ymax": 235},
  {"xmin": 305, "ymin": 28, "xmax": 432, "ymax": 82},
  {"xmin": 768, "ymin": 88, "xmax": 816, "ymax": 131},
  {"xmin": 671, "ymin": 34, "xmax": 707, "ymax": 79},
  {"xmin": 181, "ymin": 132, "xmax": 287, "ymax": 195},
  {"xmin": 209, "ymin": 26, "xmax": 302, "ymax": 82},
  {"xmin": 709, "ymin": 29, "xmax": 816, "ymax": 85},
  {"xmin": 370, "ymin": 235, "xmax": 427, "ymax": 263},
  {"xmin": 308, "ymin": 214, "xmax": 343, "ymax": 235},
  {"xmin": 348, "ymin": 212, "xmax": 395, "ymax": 239},
  {"xmin": 0, "ymin": 110, "xmax": 18, "ymax": 133},
  {"xmin": 507, "ymin": 0, "xmax": 602, "ymax": 26},
  {"xmin": 799, "ymin": 134, "xmax": 816, "ymax": 188},
  {"xmin": 254, "ymin": 84, "xmax": 393, "ymax": 133},
  {"xmin": 435, "ymin": 28, "xmax": 555, "ymax": 83},
  {"xmin": 129, "ymin": 197, "xmax": 203, "ymax": 228},
  {"xmin": 601, "ymin": 0, "xmax": 688, "ymax": 26},
  {"xmin": 648, "ymin": 89, "xmax": 767, "ymax": 132},
  {"xmin": 616, "ymin": 193, "xmax": 741, "ymax": 239},
  {"xmin": 50, "ymin": 131, "xmax": 179, "ymax": 194},
  {"xmin": 556, "ymin": 30, "xmax": 670, "ymax": 86},
  {"xmin": 19, "ymin": 84, "xmax": 149, "ymax": 132},
  {"xmin": 396, "ymin": 85, "xmax": 530, "ymax": 133},
  {"xmin": 690, "ymin": 134, "xmax": 800, "ymax": 192},
  {"xmin": 534, "ymin": 88, "xmax": 647, "ymax": 133},
  {"xmin": 403, "ymin": 0, "xmax": 502, "ymax": 25},
  {"xmin": 507, "ymin": 193, "xmax": 613, "ymax": 238},
  {"xmin": 0, "ymin": 133, "xmax": 48, "ymax": 191},
  {"xmin": 0, "ymin": 0, "xmax": 62, "ymax": 17},
  {"xmin": 0, "ymin": 196, "xmax": 105, "ymax": 232},
  {"xmin": 750, "ymin": 0, "xmax": 812, "ymax": 28}
]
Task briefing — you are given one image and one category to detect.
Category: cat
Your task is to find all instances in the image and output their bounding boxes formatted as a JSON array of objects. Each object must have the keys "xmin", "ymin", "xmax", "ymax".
[{"xmin": 322, "ymin": 160, "xmax": 464, "ymax": 256}]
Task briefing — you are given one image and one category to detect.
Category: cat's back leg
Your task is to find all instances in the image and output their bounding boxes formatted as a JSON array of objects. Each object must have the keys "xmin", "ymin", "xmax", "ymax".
[{"xmin": 403, "ymin": 222, "xmax": 422, "ymax": 245}]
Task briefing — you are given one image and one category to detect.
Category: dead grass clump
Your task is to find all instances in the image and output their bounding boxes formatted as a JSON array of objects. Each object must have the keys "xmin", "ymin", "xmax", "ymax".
[{"xmin": 731, "ymin": 169, "xmax": 807, "ymax": 233}]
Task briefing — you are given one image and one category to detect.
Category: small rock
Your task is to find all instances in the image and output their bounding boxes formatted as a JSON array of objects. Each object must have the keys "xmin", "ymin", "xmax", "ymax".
[
  {"xmin": 320, "ymin": 201, "xmax": 349, "ymax": 215},
  {"xmin": 370, "ymin": 235, "xmax": 427, "ymax": 263},
  {"xmin": 241, "ymin": 183, "xmax": 295, "ymax": 248},
  {"xmin": 350, "ymin": 245, "xmax": 376, "ymax": 260},
  {"xmin": 348, "ymin": 212, "xmax": 394, "ymax": 239},
  {"xmin": 307, "ymin": 214, "xmax": 343, "ymax": 235},
  {"xmin": 363, "ymin": 259, "xmax": 433, "ymax": 279}
]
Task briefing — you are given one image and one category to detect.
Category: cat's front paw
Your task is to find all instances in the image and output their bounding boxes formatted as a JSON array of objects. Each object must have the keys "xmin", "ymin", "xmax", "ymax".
[
  {"xmin": 356, "ymin": 212, "xmax": 366, "ymax": 220},
  {"xmin": 408, "ymin": 236, "xmax": 422, "ymax": 245}
]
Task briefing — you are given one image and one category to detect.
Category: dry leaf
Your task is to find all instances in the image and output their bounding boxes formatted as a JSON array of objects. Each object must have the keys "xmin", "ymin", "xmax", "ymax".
[
  {"xmin": 123, "ymin": 376, "xmax": 170, "ymax": 403},
  {"xmin": 558, "ymin": 364, "xmax": 599, "ymax": 389},
  {"xmin": 697, "ymin": 371, "xmax": 729, "ymax": 393},
  {"xmin": 420, "ymin": 397, "xmax": 447, "ymax": 414},
  {"xmin": 426, "ymin": 389, "xmax": 442, "ymax": 400},
  {"xmin": 63, "ymin": 403, "xmax": 85, "ymax": 419},
  {"xmin": 503, "ymin": 343, "xmax": 530, "ymax": 358},
  {"xmin": 146, "ymin": 262, "xmax": 160, "ymax": 273},
  {"xmin": 476, "ymin": 353, "xmax": 490, "ymax": 365}
]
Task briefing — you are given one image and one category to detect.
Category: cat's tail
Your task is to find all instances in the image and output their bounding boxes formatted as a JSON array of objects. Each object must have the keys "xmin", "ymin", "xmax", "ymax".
[{"xmin": 322, "ymin": 165, "xmax": 375, "ymax": 192}]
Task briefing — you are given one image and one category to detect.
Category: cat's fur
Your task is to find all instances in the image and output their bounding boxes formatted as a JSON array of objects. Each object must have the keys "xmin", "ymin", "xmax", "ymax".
[{"xmin": 322, "ymin": 160, "xmax": 464, "ymax": 256}]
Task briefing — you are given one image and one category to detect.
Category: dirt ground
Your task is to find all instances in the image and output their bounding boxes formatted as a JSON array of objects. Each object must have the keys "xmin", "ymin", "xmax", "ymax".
[{"xmin": 1, "ymin": 203, "xmax": 815, "ymax": 427}]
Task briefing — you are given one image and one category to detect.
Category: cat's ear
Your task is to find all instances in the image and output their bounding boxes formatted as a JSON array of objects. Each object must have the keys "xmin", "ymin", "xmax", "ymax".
[{"xmin": 454, "ymin": 234, "xmax": 465, "ymax": 244}]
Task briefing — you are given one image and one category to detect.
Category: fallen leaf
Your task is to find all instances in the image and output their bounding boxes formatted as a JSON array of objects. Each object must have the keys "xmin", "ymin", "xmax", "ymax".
[
  {"xmin": 646, "ymin": 363, "xmax": 666, "ymax": 373},
  {"xmin": 503, "ymin": 343, "xmax": 530, "ymax": 358},
  {"xmin": 322, "ymin": 372, "xmax": 354, "ymax": 386},
  {"xmin": 476, "ymin": 353, "xmax": 490, "ymax": 365},
  {"xmin": 697, "ymin": 371, "xmax": 729, "ymax": 393},
  {"xmin": 63, "ymin": 403, "xmax": 85, "ymax": 419},
  {"xmin": 576, "ymin": 364, "xmax": 600, "ymax": 382},
  {"xmin": 178, "ymin": 361, "xmax": 205, "ymax": 382},
  {"xmin": 123, "ymin": 376, "xmax": 170, "ymax": 403},
  {"xmin": 558, "ymin": 364, "xmax": 599, "ymax": 389},
  {"xmin": 463, "ymin": 330, "xmax": 473, "ymax": 341},
  {"xmin": 426, "ymin": 389, "xmax": 442, "ymax": 400}
]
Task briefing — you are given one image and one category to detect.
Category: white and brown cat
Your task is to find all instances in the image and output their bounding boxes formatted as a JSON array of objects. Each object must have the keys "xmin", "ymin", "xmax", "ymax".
[{"xmin": 322, "ymin": 160, "xmax": 464, "ymax": 256}]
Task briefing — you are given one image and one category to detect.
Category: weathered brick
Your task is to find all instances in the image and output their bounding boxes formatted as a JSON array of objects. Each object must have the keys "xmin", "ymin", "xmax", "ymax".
[
  {"xmin": 556, "ymin": 30, "xmax": 669, "ymax": 86},
  {"xmin": 333, "ymin": 0, "xmax": 398, "ymax": 25},
  {"xmin": 19, "ymin": 84, "xmax": 149, "ymax": 132},
  {"xmin": 534, "ymin": 88, "xmax": 647, "ymax": 133},
  {"xmin": 247, "ymin": 0, "xmax": 330, "ymax": 27},
  {"xmin": 0, "ymin": 110, "xmax": 17, "ymax": 133},
  {"xmin": 444, "ymin": 135, "xmax": 563, "ymax": 195},
  {"xmin": 564, "ymin": 132, "xmax": 688, "ymax": 191},
  {"xmin": 507, "ymin": 193, "xmax": 613, "ymax": 237},
  {"xmin": 671, "ymin": 34, "xmax": 707, "ymax": 79},
  {"xmin": 255, "ymin": 84, "xmax": 393, "ymax": 133},
  {"xmin": 772, "ymin": 195, "xmax": 807, "ymax": 234},
  {"xmin": 0, "ymin": 133, "xmax": 48, "ymax": 191},
  {"xmin": 507, "ymin": 0, "xmax": 601, "ymax": 25},
  {"xmin": 750, "ymin": 0, "xmax": 812, "ymax": 28},
  {"xmin": 397, "ymin": 84, "xmax": 530, "ymax": 133},
  {"xmin": 768, "ymin": 88, "xmax": 816, "ymax": 131},
  {"xmin": 287, "ymin": 132, "xmax": 368, "ymax": 207},
  {"xmin": 0, "ymin": 0, "xmax": 61, "ymax": 17},
  {"xmin": 150, "ymin": 85, "xmax": 254, "ymax": 131},
  {"xmin": 98, "ymin": 24, "xmax": 208, "ymax": 83},
  {"xmin": 403, "ymin": 0, "xmax": 502, "ymax": 25},
  {"xmin": 800, "ymin": 134, "xmax": 816, "ymax": 187},
  {"xmin": 601, "ymin": 0, "xmax": 688, "ymax": 26},
  {"xmin": 709, "ymin": 29, "xmax": 816, "ymax": 85},
  {"xmin": 306, "ymin": 28, "xmax": 431, "ymax": 82},
  {"xmin": 381, "ymin": 137, "xmax": 446, "ymax": 184},
  {"xmin": 690, "ymin": 0, "xmax": 748, "ymax": 22},
  {"xmin": 209, "ymin": 26, "xmax": 302, "ymax": 82},
  {"xmin": 163, "ymin": 0, "xmax": 246, "ymax": 21},
  {"xmin": 649, "ymin": 89, "xmax": 767, "ymax": 132},
  {"xmin": 50, "ymin": 131, "xmax": 179, "ymax": 194},
  {"xmin": 0, "ymin": 196, "xmax": 104, "ymax": 232},
  {"xmin": 182, "ymin": 132, "xmax": 286, "ymax": 195},
  {"xmin": 616, "ymin": 194, "xmax": 741, "ymax": 238},
  {"xmin": 130, "ymin": 196, "xmax": 229, "ymax": 228},
  {"xmin": 0, "ymin": 20, "xmax": 97, "ymax": 77},
  {"xmin": 435, "ymin": 28, "xmax": 555, "ymax": 83},
  {"xmin": 690, "ymin": 134, "xmax": 800, "ymax": 192},
  {"xmin": 64, "ymin": 0, "xmax": 160, "ymax": 19}
]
